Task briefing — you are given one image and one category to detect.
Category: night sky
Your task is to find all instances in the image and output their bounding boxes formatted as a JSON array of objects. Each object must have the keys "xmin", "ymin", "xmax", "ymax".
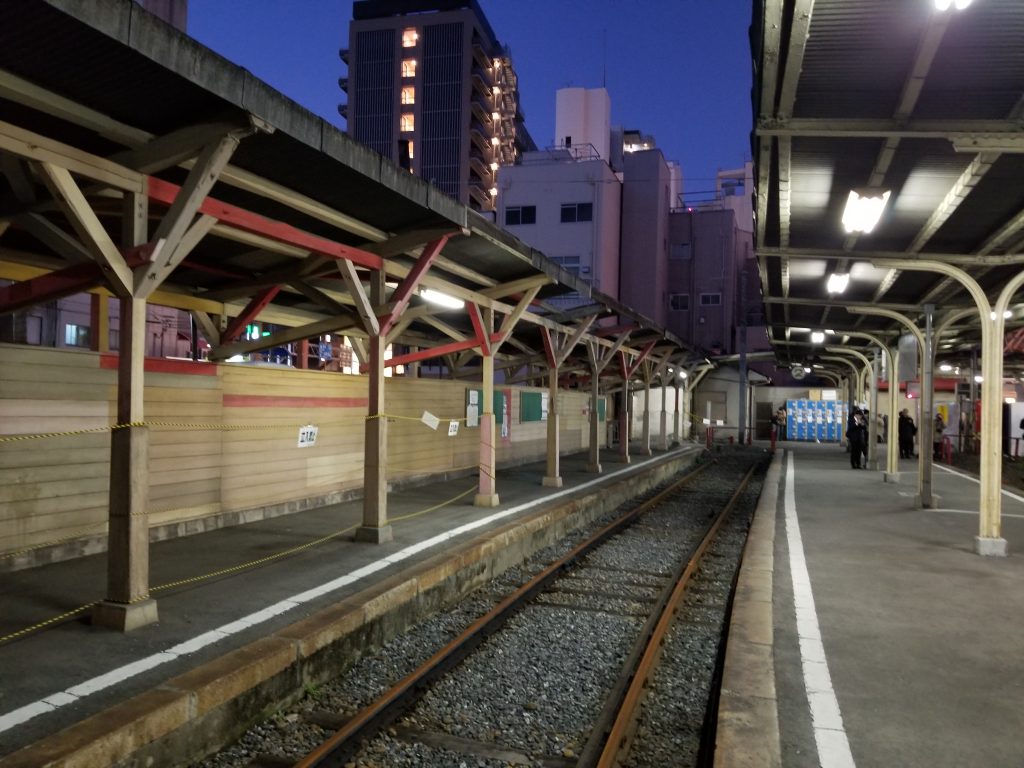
[{"xmin": 188, "ymin": 0, "xmax": 753, "ymax": 204}]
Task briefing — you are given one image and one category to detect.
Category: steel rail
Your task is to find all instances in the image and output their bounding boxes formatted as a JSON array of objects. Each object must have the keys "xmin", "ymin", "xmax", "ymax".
[
  {"xmin": 591, "ymin": 463, "xmax": 757, "ymax": 768},
  {"xmin": 292, "ymin": 459, "xmax": 715, "ymax": 768}
]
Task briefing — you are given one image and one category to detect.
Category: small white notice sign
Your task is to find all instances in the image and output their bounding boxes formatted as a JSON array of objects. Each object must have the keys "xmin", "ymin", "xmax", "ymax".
[
  {"xmin": 297, "ymin": 425, "xmax": 319, "ymax": 447},
  {"xmin": 421, "ymin": 411, "xmax": 440, "ymax": 431},
  {"xmin": 448, "ymin": 420, "xmax": 459, "ymax": 436}
]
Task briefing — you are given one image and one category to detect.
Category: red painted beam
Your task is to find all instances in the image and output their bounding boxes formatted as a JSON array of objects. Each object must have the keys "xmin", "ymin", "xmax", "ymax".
[
  {"xmin": 0, "ymin": 261, "xmax": 104, "ymax": 314},
  {"xmin": 0, "ymin": 246, "xmax": 153, "ymax": 314},
  {"xmin": 625, "ymin": 340, "xmax": 658, "ymax": 378},
  {"xmin": 147, "ymin": 177, "xmax": 383, "ymax": 271},
  {"xmin": 221, "ymin": 285, "xmax": 282, "ymax": 342},
  {"xmin": 379, "ymin": 235, "xmax": 449, "ymax": 336}
]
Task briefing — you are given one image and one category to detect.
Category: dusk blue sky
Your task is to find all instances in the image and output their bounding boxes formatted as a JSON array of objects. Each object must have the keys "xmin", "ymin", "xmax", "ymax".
[{"xmin": 188, "ymin": 1, "xmax": 753, "ymax": 202}]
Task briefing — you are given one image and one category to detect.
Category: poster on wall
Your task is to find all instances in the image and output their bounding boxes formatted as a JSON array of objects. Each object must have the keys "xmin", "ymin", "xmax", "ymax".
[{"xmin": 501, "ymin": 388, "xmax": 511, "ymax": 439}]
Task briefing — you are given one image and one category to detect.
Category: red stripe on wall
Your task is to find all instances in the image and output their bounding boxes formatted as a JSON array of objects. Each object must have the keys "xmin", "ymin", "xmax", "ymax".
[
  {"xmin": 223, "ymin": 394, "xmax": 369, "ymax": 408},
  {"xmin": 99, "ymin": 354, "xmax": 217, "ymax": 375}
]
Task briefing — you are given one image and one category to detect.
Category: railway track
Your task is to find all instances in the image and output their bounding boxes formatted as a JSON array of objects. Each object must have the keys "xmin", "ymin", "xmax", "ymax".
[{"xmin": 198, "ymin": 451, "xmax": 767, "ymax": 768}]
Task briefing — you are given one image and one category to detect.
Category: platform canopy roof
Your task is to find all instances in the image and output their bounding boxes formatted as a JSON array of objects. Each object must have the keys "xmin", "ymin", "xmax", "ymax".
[
  {"xmin": 753, "ymin": 0, "xmax": 1024, "ymax": 379},
  {"xmin": 0, "ymin": 0, "xmax": 691, "ymax": 387}
]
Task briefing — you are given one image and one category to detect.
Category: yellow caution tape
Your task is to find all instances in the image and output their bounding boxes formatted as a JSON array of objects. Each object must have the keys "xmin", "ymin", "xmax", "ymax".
[{"xmin": 0, "ymin": 601, "xmax": 99, "ymax": 645}]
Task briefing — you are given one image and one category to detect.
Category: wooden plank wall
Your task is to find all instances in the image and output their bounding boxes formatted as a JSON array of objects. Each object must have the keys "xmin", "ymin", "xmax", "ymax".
[{"xmin": 0, "ymin": 344, "xmax": 608, "ymax": 557}]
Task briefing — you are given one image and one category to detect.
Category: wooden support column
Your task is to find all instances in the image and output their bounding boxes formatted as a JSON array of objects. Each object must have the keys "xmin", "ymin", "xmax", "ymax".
[
  {"xmin": 673, "ymin": 382, "xmax": 681, "ymax": 445},
  {"xmin": 542, "ymin": 366, "xmax": 562, "ymax": 487},
  {"xmin": 588, "ymin": 373, "xmax": 602, "ymax": 473},
  {"xmin": 659, "ymin": 378, "xmax": 669, "ymax": 451},
  {"xmin": 297, "ymin": 339, "xmax": 309, "ymax": 369},
  {"xmin": 89, "ymin": 293, "xmax": 109, "ymax": 352},
  {"xmin": 93, "ymin": 192, "xmax": 157, "ymax": 632},
  {"xmin": 475, "ymin": 308, "xmax": 500, "ymax": 506},
  {"xmin": 357, "ymin": 269, "xmax": 392, "ymax": 542},
  {"xmin": 618, "ymin": 386, "xmax": 631, "ymax": 464},
  {"xmin": 641, "ymin": 375, "xmax": 652, "ymax": 456}
]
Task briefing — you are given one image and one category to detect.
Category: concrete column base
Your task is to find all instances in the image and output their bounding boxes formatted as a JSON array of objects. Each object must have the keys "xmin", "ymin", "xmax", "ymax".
[
  {"xmin": 618, "ymin": 455, "xmax": 632, "ymax": 464},
  {"xmin": 92, "ymin": 598, "xmax": 158, "ymax": 632},
  {"xmin": 975, "ymin": 536, "xmax": 1009, "ymax": 557},
  {"xmin": 542, "ymin": 476, "xmax": 563, "ymax": 488},
  {"xmin": 354, "ymin": 524, "xmax": 393, "ymax": 544},
  {"xmin": 915, "ymin": 493, "xmax": 940, "ymax": 509},
  {"xmin": 883, "ymin": 471, "xmax": 901, "ymax": 483},
  {"xmin": 474, "ymin": 493, "xmax": 500, "ymax": 507},
  {"xmin": 587, "ymin": 463, "xmax": 603, "ymax": 474},
  {"xmin": 641, "ymin": 448, "xmax": 653, "ymax": 456}
]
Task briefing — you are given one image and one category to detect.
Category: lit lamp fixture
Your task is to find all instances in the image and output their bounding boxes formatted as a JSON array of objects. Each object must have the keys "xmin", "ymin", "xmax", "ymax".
[
  {"xmin": 939, "ymin": 363, "xmax": 953, "ymax": 372},
  {"xmin": 679, "ymin": 370, "xmax": 688, "ymax": 380},
  {"xmin": 489, "ymin": 161, "xmax": 500, "ymax": 171},
  {"xmin": 420, "ymin": 288, "xmax": 464, "ymax": 309},
  {"xmin": 488, "ymin": 187, "xmax": 498, "ymax": 197},
  {"xmin": 934, "ymin": 0, "xmax": 971, "ymax": 9},
  {"xmin": 811, "ymin": 331, "xmax": 825, "ymax": 343},
  {"xmin": 826, "ymin": 273, "xmax": 850, "ymax": 294},
  {"xmin": 491, "ymin": 136, "xmax": 500, "ymax": 146},
  {"xmin": 842, "ymin": 190, "xmax": 890, "ymax": 233},
  {"xmin": 989, "ymin": 310, "xmax": 1013, "ymax": 319}
]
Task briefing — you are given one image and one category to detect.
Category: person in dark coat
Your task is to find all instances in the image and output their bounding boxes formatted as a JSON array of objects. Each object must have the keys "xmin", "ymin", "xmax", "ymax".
[
  {"xmin": 898, "ymin": 408, "xmax": 917, "ymax": 459},
  {"xmin": 847, "ymin": 408, "xmax": 868, "ymax": 468}
]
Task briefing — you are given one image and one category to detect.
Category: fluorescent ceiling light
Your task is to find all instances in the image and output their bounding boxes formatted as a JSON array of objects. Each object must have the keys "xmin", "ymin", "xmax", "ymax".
[
  {"xmin": 842, "ymin": 190, "xmax": 890, "ymax": 233},
  {"xmin": 974, "ymin": 374, "xmax": 984, "ymax": 383},
  {"xmin": 420, "ymin": 288, "xmax": 464, "ymax": 309},
  {"xmin": 989, "ymin": 310, "xmax": 1013, "ymax": 319},
  {"xmin": 934, "ymin": 0, "xmax": 971, "ymax": 9},
  {"xmin": 803, "ymin": 367, "xmax": 812, "ymax": 373},
  {"xmin": 826, "ymin": 273, "xmax": 850, "ymax": 294},
  {"xmin": 939, "ymin": 363, "xmax": 953, "ymax": 372},
  {"xmin": 679, "ymin": 370, "xmax": 688, "ymax": 379},
  {"xmin": 811, "ymin": 331, "xmax": 825, "ymax": 343}
]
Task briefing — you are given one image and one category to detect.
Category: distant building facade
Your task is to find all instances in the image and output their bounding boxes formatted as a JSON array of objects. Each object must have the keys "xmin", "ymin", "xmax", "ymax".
[{"xmin": 340, "ymin": 0, "xmax": 535, "ymax": 214}]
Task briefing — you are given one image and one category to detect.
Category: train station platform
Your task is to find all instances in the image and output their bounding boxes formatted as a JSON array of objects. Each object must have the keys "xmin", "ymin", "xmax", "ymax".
[
  {"xmin": 718, "ymin": 442, "xmax": 1024, "ymax": 768},
  {"xmin": 0, "ymin": 443, "xmax": 703, "ymax": 766}
]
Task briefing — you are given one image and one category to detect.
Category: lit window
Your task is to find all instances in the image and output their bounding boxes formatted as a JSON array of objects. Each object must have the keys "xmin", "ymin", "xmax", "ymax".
[
  {"xmin": 560, "ymin": 202, "xmax": 593, "ymax": 223},
  {"xmin": 407, "ymin": 140, "xmax": 414, "ymax": 159},
  {"xmin": 669, "ymin": 294, "xmax": 690, "ymax": 311},
  {"xmin": 699, "ymin": 293, "xmax": 722, "ymax": 306},
  {"xmin": 400, "ymin": 113, "xmax": 415, "ymax": 132},
  {"xmin": 402, "ymin": 59, "xmax": 416, "ymax": 78},
  {"xmin": 401, "ymin": 86, "xmax": 415, "ymax": 105},
  {"xmin": 402, "ymin": 28, "xmax": 418, "ymax": 47},
  {"xmin": 63, "ymin": 323, "xmax": 89, "ymax": 347}
]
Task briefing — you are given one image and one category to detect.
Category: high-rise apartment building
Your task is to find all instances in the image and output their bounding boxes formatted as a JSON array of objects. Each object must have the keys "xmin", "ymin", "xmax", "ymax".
[{"xmin": 340, "ymin": 0, "xmax": 534, "ymax": 213}]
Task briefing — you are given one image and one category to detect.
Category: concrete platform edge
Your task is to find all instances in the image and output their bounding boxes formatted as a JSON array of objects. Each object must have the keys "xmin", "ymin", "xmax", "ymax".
[
  {"xmin": 715, "ymin": 450, "xmax": 783, "ymax": 768},
  {"xmin": 0, "ymin": 449, "xmax": 700, "ymax": 768}
]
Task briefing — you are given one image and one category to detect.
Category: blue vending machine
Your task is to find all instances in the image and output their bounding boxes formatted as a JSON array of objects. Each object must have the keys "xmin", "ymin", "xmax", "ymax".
[
  {"xmin": 813, "ymin": 401, "xmax": 825, "ymax": 442},
  {"xmin": 794, "ymin": 400, "xmax": 807, "ymax": 441},
  {"xmin": 786, "ymin": 399, "xmax": 797, "ymax": 441}
]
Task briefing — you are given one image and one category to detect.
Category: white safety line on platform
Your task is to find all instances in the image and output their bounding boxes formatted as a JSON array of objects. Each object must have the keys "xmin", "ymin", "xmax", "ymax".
[
  {"xmin": 930, "ymin": 508, "xmax": 1024, "ymax": 520},
  {"xmin": 933, "ymin": 463, "xmax": 1024, "ymax": 505},
  {"xmin": 784, "ymin": 451, "xmax": 856, "ymax": 768},
  {"xmin": 0, "ymin": 446, "xmax": 700, "ymax": 736}
]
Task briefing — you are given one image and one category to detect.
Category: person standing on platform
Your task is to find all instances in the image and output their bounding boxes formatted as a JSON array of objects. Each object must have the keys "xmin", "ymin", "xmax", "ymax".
[
  {"xmin": 848, "ymin": 408, "xmax": 868, "ymax": 468},
  {"xmin": 933, "ymin": 413, "xmax": 945, "ymax": 460},
  {"xmin": 898, "ymin": 409, "xmax": 917, "ymax": 458}
]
